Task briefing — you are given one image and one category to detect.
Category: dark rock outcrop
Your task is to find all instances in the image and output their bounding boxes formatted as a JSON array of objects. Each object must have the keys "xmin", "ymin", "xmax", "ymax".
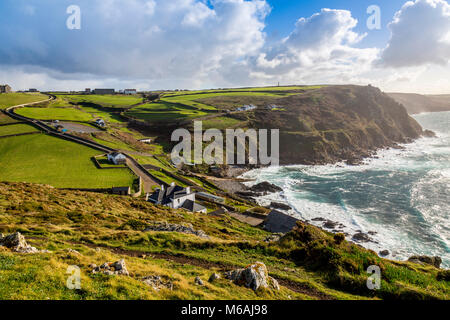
[
  {"xmin": 352, "ymin": 232, "xmax": 372, "ymax": 243},
  {"xmin": 269, "ymin": 202, "xmax": 292, "ymax": 211},
  {"xmin": 408, "ymin": 256, "xmax": 442, "ymax": 269},
  {"xmin": 379, "ymin": 250, "xmax": 390, "ymax": 257},
  {"xmin": 250, "ymin": 182, "xmax": 282, "ymax": 194}
]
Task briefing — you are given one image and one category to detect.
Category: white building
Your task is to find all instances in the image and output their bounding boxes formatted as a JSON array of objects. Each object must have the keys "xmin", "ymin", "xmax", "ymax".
[
  {"xmin": 107, "ymin": 152, "xmax": 127, "ymax": 165},
  {"xmin": 147, "ymin": 183, "xmax": 207, "ymax": 213}
]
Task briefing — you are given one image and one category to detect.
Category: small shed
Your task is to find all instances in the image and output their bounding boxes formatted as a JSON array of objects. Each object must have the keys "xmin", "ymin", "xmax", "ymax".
[{"xmin": 107, "ymin": 152, "xmax": 126, "ymax": 165}]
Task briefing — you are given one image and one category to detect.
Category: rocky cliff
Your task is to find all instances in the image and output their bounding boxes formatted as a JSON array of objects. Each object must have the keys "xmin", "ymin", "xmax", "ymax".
[
  {"xmin": 387, "ymin": 92, "xmax": 450, "ymax": 115},
  {"xmin": 248, "ymin": 85, "xmax": 426, "ymax": 165}
]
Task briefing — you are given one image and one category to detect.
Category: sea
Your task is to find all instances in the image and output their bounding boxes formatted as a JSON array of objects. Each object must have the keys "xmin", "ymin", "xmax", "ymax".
[{"xmin": 242, "ymin": 111, "xmax": 450, "ymax": 268}]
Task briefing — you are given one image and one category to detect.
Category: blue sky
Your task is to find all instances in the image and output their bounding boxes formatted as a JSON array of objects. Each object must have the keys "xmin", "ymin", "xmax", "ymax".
[
  {"xmin": 0, "ymin": 0, "xmax": 449, "ymax": 93},
  {"xmin": 264, "ymin": 0, "xmax": 406, "ymax": 46}
]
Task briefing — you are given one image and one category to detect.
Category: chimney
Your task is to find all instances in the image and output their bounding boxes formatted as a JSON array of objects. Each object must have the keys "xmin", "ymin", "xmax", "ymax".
[
  {"xmin": 161, "ymin": 185, "xmax": 164, "ymax": 191},
  {"xmin": 170, "ymin": 182, "xmax": 175, "ymax": 187},
  {"xmin": 186, "ymin": 187, "xmax": 191, "ymax": 194}
]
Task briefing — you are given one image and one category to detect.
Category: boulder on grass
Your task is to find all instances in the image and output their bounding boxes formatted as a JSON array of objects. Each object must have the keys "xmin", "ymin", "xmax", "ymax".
[
  {"xmin": 0, "ymin": 232, "xmax": 39, "ymax": 253},
  {"xmin": 208, "ymin": 273, "xmax": 221, "ymax": 283},
  {"xmin": 225, "ymin": 262, "xmax": 279, "ymax": 291},
  {"xmin": 142, "ymin": 275, "xmax": 173, "ymax": 291},
  {"xmin": 92, "ymin": 259, "xmax": 129, "ymax": 276}
]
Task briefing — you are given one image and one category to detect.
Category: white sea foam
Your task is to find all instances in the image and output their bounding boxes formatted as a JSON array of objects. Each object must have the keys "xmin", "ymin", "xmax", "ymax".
[{"xmin": 241, "ymin": 111, "xmax": 450, "ymax": 267}]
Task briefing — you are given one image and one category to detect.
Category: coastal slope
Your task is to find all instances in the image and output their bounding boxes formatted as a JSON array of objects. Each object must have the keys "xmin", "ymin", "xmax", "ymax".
[
  {"xmin": 245, "ymin": 85, "xmax": 425, "ymax": 165},
  {"xmin": 0, "ymin": 182, "xmax": 448, "ymax": 300},
  {"xmin": 387, "ymin": 92, "xmax": 450, "ymax": 115}
]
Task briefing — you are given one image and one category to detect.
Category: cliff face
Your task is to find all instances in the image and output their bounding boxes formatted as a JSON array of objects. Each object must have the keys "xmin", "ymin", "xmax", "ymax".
[
  {"xmin": 388, "ymin": 92, "xmax": 450, "ymax": 114},
  {"xmin": 249, "ymin": 85, "xmax": 424, "ymax": 165}
]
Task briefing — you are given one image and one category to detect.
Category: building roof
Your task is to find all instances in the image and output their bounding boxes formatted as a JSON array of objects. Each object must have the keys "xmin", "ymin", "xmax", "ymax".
[
  {"xmin": 148, "ymin": 185, "xmax": 192, "ymax": 205},
  {"xmin": 180, "ymin": 199, "xmax": 206, "ymax": 212},
  {"xmin": 264, "ymin": 210, "xmax": 299, "ymax": 234},
  {"xmin": 109, "ymin": 152, "xmax": 125, "ymax": 158}
]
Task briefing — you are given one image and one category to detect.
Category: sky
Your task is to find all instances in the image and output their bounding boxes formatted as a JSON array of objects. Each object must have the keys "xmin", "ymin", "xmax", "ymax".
[{"xmin": 0, "ymin": 0, "xmax": 449, "ymax": 93}]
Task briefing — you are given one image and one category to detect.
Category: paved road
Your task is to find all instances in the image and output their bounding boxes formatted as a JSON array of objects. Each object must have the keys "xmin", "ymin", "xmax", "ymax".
[{"xmin": 126, "ymin": 158, "xmax": 158, "ymax": 193}]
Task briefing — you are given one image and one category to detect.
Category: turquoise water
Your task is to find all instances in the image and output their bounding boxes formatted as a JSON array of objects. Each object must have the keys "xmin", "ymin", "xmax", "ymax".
[{"xmin": 243, "ymin": 111, "xmax": 450, "ymax": 267}]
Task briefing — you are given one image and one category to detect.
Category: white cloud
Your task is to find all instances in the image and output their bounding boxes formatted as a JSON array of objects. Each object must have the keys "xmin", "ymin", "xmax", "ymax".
[
  {"xmin": 379, "ymin": 0, "xmax": 450, "ymax": 67},
  {"xmin": 230, "ymin": 8, "xmax": 378, "ymax": 86},
  {"xmin": 2, "ymin": 0, "xmax": 450, "ymax": 93}
]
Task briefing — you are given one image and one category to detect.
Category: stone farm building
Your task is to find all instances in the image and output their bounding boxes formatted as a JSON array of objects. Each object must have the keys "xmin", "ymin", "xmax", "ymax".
[
  {"xmin": 93, "ymin": 88, "xmax": 115, "ymax": 95},
  {"xmin": 0, "ymin": 84, "xmax": 12, "ymax": 93},
  {"xmin": 107, "ymin": 152, "xmax": 127, "ymax": 165},
  {"xmin": 147, "ymin": 183, "xmax": 207, "ymax": 213}
]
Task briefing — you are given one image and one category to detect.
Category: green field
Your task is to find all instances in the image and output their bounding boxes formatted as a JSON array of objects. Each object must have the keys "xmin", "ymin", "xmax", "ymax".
[
  {"xmin": 0, "ymin": 113, "xmax": 19, "ymax": 125},
  {"xmin": 0, "ymin": 93, "xmax": 49, "ymax": 109},
  {"xmin": 162, "ymin": 86, "xmax": 323, "ymax": 97},
  {"xmin": 77, "ymin": 105, "xmax": 125, "ymax": 124},
  {"xmin": 201, "ymin": 116, "xmax": 246, "ymax": 129},
  {"xmin": 161, "ymin": 91, "xmax": 293, "ymax": 111},
  {"xmin": 58, "ymin": 94, "xmax": 143, "ymax": 108},
  {"xmin": 0, "ymin": 124, "xmax": 38, "ymax": 136},
  {"xmin": 125, "ymin": 106, "xmax": 208, "ymax": 122},
  {"xmin": 0, "ymin": 134, "xmax": 135, "ymax": 189},
  {"xmin": 124, "ymin": 86, "xmax": 323, "ymax": 123},
  {"xmin": 15, "ymin": 107, "xmax": 94, "ymax": 122}
]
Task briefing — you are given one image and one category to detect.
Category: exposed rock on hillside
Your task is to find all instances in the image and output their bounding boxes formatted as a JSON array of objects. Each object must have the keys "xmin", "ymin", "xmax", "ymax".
[
  {"xmin": 142, "ymin": 275, "xmax": 174, "ymax": 291},
  {"xmin": 225, "ymin": 262, "xmax": 280, "ymax": 291},
  {"xmin": 92, "ymin": 259, "xmax": 130, "ymax": 276},
  {"xmin": 0, "ymin": 232, "xmax": 39, "ymax": 253},
  {"xmin": 408, "ymin": 256, "xmax": 442, "ymax": 269},
  {"xmin": 144, "ymin": 222, "xmax": 209, "ymax": 239}
]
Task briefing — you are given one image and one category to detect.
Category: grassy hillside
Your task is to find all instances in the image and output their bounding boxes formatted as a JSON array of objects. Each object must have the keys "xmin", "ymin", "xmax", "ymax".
[
  {"xmin": 0, "ymin": 182, "xmax": 448, "ymax": 300},
  {"xmin": 0, "ymin": 93, "xmax": 48, "ymax": 109},
  {"xmin": 16, "ymin": 107, "xmax": 94, "ymax": 122},
  {"xmin": 124, "ymin": 86, "xmax": 322, "ymax": 123},
  {"xmin": 0, "ymin": 134, "xmax": 135, "ymax": 189},
  {"xmin": 0, "ymin": 123, "xmax": 38, "ymax": 136},
  {"xmin": 130, "ymin": 85, "xmax": 424, "ymax": 165},
  {"xmin": 58, "ymin": 94, "xmax": 144, "ymax": 108}
]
